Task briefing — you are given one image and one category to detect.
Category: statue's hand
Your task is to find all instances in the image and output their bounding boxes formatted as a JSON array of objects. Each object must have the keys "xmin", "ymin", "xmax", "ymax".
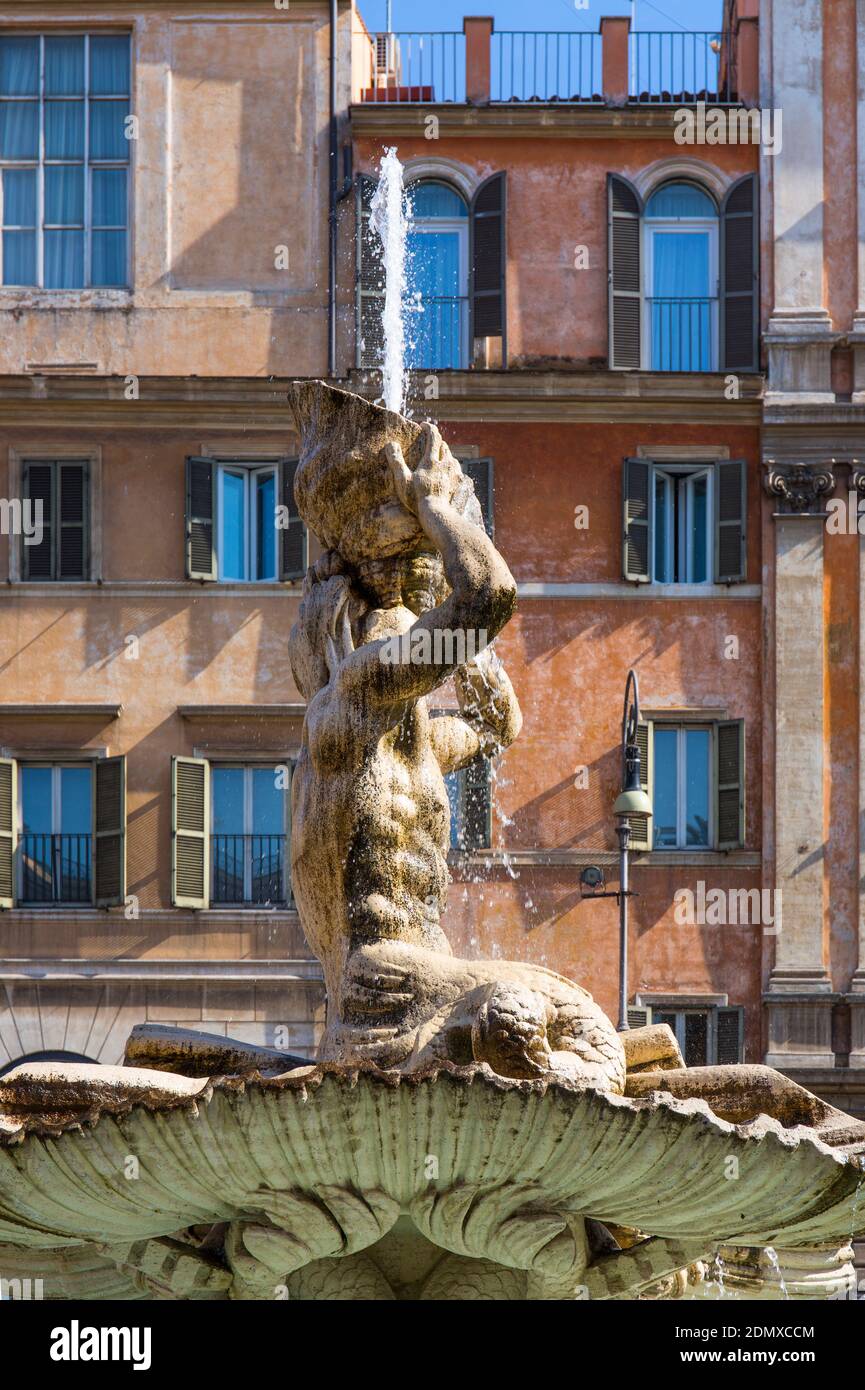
[
  {"xmin": 341, "ymin": 949, "xmax": 416, "ymax": 1023},
  {"xmin": 385, "ymin": 424, "xmax": 463, "ymax": 519}
]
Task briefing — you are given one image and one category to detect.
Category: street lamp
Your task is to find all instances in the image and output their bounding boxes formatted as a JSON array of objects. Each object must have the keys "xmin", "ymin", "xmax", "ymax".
[{"xmin": 580, "ymin": 668, "xmax": 653, "ymax": 1032}]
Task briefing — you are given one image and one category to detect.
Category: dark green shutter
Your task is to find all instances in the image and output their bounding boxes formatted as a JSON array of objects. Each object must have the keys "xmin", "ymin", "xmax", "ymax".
[
  {"xmin": 0, "ymin": 758, "xmax": 17, "ymax": 908},
  {"xmin": 172, "ymin": 756, "xmax": 210, "ymax": 908},
  {"xmin": 715, "ymin": 720, "xmax": 745, "ymax": 849},
  {"xmin": 186, "ymin": 457, "xmax": 216, "ymax": 581},
  {"xmin": 715, "ymin": 459, "xmax": 747, "ymax": 583},
  {"xmin": 721, "ymin": 174, "xmax": 758, "ymax": 372},
  {"xmin": 280, "ymin": 458, "xmax": 308, "ymax": 581},
  {"xmin": 470, "ymin": 172, "xmax": 506, "ymax": 363},
  {"xmin": 608, "ymin": 174, "xmax": 642, "ymax": 370},
  {"xmin": 458, "ymin": 756, "xmax": 491, "ymax": 851},
  {"xmin": 95, "ymin": 755, "xmax": 125, "ymax": 907},
  {"xmin": 716, "ymin": 1006, "xmax": 744, "ymax": 1064},
  {"xmin": 462, "ymin": 457, "xmax": 494, "ymax": 537},
  {"xmin": 628, "ymin": 721, "xmax": 653, "ymax": 851},
  {"xmin": 356, "ymin": 175, "xmax": 384, "ymax": 370},
  {"xmin": 22, "ymin": 462, "xmax": 54, "ymax": 580},
  {"xmin": 58, "ymin": 462, "xmax": 88, "ymax": 579},
  {"xmin": 623, "ymin": 457, "xmax": 652, "ymax": 582}
]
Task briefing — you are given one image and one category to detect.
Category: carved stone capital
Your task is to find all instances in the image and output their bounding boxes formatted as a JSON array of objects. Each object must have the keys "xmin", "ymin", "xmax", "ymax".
[
  {"xmin": 763, "ymin": 461, "xmax": 836, "ymax": 514},
  {"xmin": 849, "ymin": 460, "xmax": 865, "ymax": 495}
]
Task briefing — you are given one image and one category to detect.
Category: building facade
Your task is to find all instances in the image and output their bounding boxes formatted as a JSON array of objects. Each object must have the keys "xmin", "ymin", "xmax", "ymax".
[{"xmin": 1, "ymin": 0, "xmax": 863, "ymax": 1133}]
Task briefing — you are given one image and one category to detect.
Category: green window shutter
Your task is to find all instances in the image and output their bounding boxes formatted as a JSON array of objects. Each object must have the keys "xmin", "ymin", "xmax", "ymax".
[
  {"xmin": 607, "ymin": 174, "xmax": 642, "ymax": 370},
  {"xmin": 94, "ymin": 755, "xmax": 125, "ymax": 907},
  {"xmin": 186, "ymin": 457, "xmax": 216, "ymax": 581},
  {"xmin": 280, "ymin": 458, "xmax": 308, "ymax": 581},
  {"xmin": 721, "ymin": 174, "xmax": 759, "ymax": 372},
  {"xmin": 627, "ymin": 1005, "xmax": 652, "ymax": 1028},
  {"xmin": 57, "ymin": 462, "xmax": 89, "ymax": 580},
  {"xmin": 628, "ymin": 720, "xmax": 653, "ymax": 851},
  {"xmin": 623, "ymin": 457, "xmax": 652, "ymax": 582},
  {"xmin": 715, "ymin": 719, "xmax": 745, "ymax": 849},
  {"xmin": 22, "ymin": 461, "xmax": 54, "ymax": 581},
  {"xmin": 356, "ymin": 175, "xmax": 384, "ymax": 370},
  {"xmin": 462, "ymin": 457, "xmax": 494, "ymax": 537},
  {"xmin": 172, "ymin": 756, "xmax": 210, "ymax": 908},
  {"xmin": 470, "ymin": 172, "xmax": 507, "ymax": 363},
  {"xmin": 714, "ymin": 458, "xmax": 747, "ymax": 584},
  {"xmin": 0, "ymin": 758, "xmax": 17, "ymax": 908},
  {"xmin": 716, "ymin": 1005, "xmax": 744, "ymax": 1064}
]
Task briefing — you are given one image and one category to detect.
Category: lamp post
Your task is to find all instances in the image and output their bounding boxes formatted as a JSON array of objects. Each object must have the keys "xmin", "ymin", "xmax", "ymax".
[{"xmin": 580, "ymin": 668, "xmax": 653, "ymax": 1032}]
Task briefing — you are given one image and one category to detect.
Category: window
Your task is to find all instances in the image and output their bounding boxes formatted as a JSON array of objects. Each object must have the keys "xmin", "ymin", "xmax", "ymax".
[
  {"xmin": 634, "ymin": 1003, "xmax": 744, "ymax": 1066},
  {"xmin": 171, "ymin": 756, "xmax": 290, "ymax": 909},
  {"xmin": 627, "ymin": 719, "xmax": 745, "ymax": 852},
  {"xmin": 643, "ymin": 182, "xmax": 718, "ymax": 371},
  {"xmin": 406, "ymin": 181, "xmax": 469, "ymax": 370},
  {"xmin": 20, "ymin": 763, "xmax": 92, "ymax": 902},
  {"xmin": 185, "ymin": 457, "xmax": 307, "ymax": 583},
  {"xmin": 622, "ymin": 457, "xmax": 746, "ymax": 585},
  {"xmin": 445, "ymin": 755, "xmax": 491, "ymax": 851},
  {"xmin": 0, "ymin": 755, "xmax": 124, "ymax": 908},
  {"xmin": 0, "ymin": 33, "xmax": 131, "ymax": 288},
  {"xmin": 357, "ymin": 172, "xmax": 506, "ymax": 372},
  {"xmin": 211, "ymin": 764, "xmax": 287, "ymax": 906},
  {"xmin": 22, "ymin": 458, "xmax": 89, "ymax": 579},
  {"xmin": 608, "ymin": 173, "xmax": 758, "ymax": 373}
]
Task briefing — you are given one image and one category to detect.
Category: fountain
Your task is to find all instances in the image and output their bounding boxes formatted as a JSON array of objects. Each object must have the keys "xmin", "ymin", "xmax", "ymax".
[{"xmin": 0, "ymin": 380, "xmax": 864, "ymax": 1300}]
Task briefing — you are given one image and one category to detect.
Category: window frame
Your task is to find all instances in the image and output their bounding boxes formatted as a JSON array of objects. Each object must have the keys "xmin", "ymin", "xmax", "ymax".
[
  {"xmin": 640, "ymin": 183, "xmax": 719, "ymax": 373},
  {"xmin": 215, "ymin": 461, "xmax": 279, "ymax": 584},
  {"xmin": 406, "ymin": 179, "xmax": 470, "ymax": 371},
  {"xmin": 0, "ymin": 30, "xmax": 132, "ymax": 290},
  {"xmin": 651, "ymin": 463, "xmax": 714, "ymax": 585},
  {"xmin": 651, "ymin": 722, "xmax": 714, "ymax": 851},
  {"xmin": 17, "ymin": 758, "xmax": 94, "ymax": 905},
  {"xmin": 210, "ymin": 760, "xmax": 290, "ymax": 907}
]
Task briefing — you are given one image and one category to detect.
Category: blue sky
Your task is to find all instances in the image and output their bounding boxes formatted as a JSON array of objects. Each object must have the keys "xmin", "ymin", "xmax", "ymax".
[{"xmin": 359, "ymin": 0, "xmax": 724, "ymax": 36}]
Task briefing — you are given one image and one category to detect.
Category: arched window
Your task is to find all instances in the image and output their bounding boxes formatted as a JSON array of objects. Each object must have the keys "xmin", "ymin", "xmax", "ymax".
[
  {"xmin": 0, "ymin": 1049, "xmax": 97, "ymax": 1077},
  {"xmin": 643, "ymin": 181, "xmax": 718, "ymax": 371},
  {"xmin": 607, "ymin": 172, "xmax": 758, "ymax": 374},
  {"xmin": 406, "ymin": 181, "xmax": 469, "ymax": 370}
]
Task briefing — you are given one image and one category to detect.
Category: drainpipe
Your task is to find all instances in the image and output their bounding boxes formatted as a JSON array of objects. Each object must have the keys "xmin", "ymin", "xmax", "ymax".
[{"xmin": 328, "ymin": 0, "xmax": 338, "ymax": 378}]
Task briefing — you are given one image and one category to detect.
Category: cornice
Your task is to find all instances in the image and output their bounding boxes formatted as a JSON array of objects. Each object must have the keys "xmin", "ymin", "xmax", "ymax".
[
  {"xmin": 350, "ymin": 103, "xmax": 748, "ymax": 143},
  {"xmin": 0, "ymin": 371, "xmax": 765, "ymax": 426}
]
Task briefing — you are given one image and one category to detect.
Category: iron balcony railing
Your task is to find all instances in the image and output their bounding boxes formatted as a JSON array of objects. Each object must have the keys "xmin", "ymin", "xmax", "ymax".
[
  {"xmin": 630, "ymin": 31, "xmax": 734, "ymax": 104},
  {"xmin": 362, "ymin": 31, "xmax": 466, "ymax": 103},
  {"xmin": 20, "ymin": 833, "xmax": 92, "ymax": 904},
  {"xmin": 491, "ymin": 31, "xmax": 602, "ymax": 103},
  {"xmin": 407, "ymin": 295, "xmax": 468, "ymax": 371},
  {"xmin": 648, "ymin": 296, "xmax": 717, "ymax": 373},
  {"xmin": 359, "ymin": 29, "xmax": 737, "ymax": 106},
  {"xmin": 211, "ymin": 833, "xmax": 287, "ymax": 907}
]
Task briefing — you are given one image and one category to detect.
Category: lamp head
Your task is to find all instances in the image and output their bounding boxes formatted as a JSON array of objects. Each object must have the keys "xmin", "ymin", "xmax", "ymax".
[{"xmin": 614, "ymin": 740, "xmax": 653, "ymax": 820}]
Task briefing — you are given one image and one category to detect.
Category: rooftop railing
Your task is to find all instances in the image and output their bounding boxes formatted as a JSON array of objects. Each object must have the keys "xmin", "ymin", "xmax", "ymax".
[{"xmin": 358, "ymin": 21, "xmax": 744, "ymax": 107}]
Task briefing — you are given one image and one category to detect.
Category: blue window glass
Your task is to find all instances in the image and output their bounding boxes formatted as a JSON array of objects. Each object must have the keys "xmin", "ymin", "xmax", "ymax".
[
  {"xmin": 22, "ymin": 766, "xmax": 52, "ymax": 834},
  {"xmin": 252, "ymin": 767, "xmax": 282, "ymax": 835},
  {"xmin": 60, "ymin": 767, "xmax": 92, "ymax": 833},
  {"xmin": 406, "ymin": 181, "xmax": 468, "ymax": 371},
  {"xmin": 652, "ymin": 728, "xmax": 678, "ymax": 848},
  {"xmin": 2, "ymin": 230, "xmax": 35, "ymax": 283},
  {"xmin": 685, "ymin": 729, "xmax": 710, "ymax": 847},
  {"xmin": 92, "ymin": 167, "xmax": 126, "ymax": 225},
  {"xmin": 645, "ymin": 183, "xmax": 715, "ymax": 218},
  {"xmin": 0, "ymin": 102, "xmax": 39, "ymax": 159},
  {"xmin": 213, "ymin": 767, "xmax": 244, "ymax": 834},
  {"xmin": 45, "ymin": 166, "xmax": 84, "ymax": 224},
  {"xmin": 89, "ymin": 99, "xmax": 129, "ymax": 159},
  {"xmin": 89, "ymin": 36, "xmax": 131, "ymax": 95},
  {"xmin": 256, "ymin": 472, "xmax": 276, "ymax": 580},
  {"xmin": 221, "ymin": 471, "xmax": 246, "ymax": 580},
  {"xmin": 44, "ymin": 230, "xmax": 84, "ymax": 288},
  {"xmin": 691, "ymin": 474, "xmax": 708, "ymax": 582},
  {"xmin": 45, "ymin": 100, "xmax": 85, "ymax": 158},
  {"xmin": 0, "ymin": 36, "xmax": 39, "ymax": 95},
  {"xmin": 45, "ymin": 37, "xmax": 85, "ymax": 95},
  {"xmin": 3, "ymin": 167, "xmax": 35, "ymax": 223}
]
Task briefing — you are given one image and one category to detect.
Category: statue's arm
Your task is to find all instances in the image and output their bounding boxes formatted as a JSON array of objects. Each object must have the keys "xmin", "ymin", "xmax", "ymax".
[
  {"xmin": 430, "ymin": 648, "xmax": 522, "ymax": 774},
  {"xmin": 336, "ymin": 429, "xmax": 518, "ymax": 712}
]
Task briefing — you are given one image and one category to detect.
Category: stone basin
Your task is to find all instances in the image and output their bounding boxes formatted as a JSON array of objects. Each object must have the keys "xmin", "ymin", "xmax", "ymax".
[{"xmin": 0, "ymin": 1060, "xmax": 862, "ymax": 1300}]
